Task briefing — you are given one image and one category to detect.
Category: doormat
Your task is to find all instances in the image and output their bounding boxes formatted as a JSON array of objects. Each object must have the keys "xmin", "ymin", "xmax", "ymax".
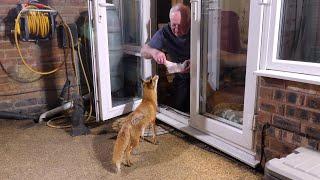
[{"xmin": 111, "ymin": 117, "xmax": 174, "ymax": 137}]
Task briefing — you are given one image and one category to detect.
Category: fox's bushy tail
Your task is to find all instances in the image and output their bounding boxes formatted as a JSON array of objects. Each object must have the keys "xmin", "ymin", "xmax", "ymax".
[{"xmin": 112, "ymin": 124, "xmax": 131, "ymax": 172}]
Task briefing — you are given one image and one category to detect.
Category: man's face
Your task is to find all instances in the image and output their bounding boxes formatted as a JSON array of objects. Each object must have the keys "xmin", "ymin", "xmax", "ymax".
[{"xmin": 170, "ymin": 11, "xmax": 189, "ymax": 37}]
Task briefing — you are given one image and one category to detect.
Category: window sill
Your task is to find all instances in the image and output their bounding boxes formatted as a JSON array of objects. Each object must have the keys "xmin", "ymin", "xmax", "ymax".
[{"xmin": 254, "ymin": 70, "xmax": 320, "ymax": 86}]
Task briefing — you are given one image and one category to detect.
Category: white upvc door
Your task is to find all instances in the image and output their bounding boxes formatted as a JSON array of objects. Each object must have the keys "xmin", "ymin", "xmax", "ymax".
[
  {"xmin": 189, "ymin": 0, "xmax": 264, "ymax": 166},
  {"xmin": 88, "ymin": 0, "xmax": 152, "ymax": 121}
]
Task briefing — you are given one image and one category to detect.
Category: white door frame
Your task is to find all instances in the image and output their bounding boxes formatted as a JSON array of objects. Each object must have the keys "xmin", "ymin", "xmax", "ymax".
[{"xmin": 89, "ymin": 0, "xmax": 151, "ymax": 121}]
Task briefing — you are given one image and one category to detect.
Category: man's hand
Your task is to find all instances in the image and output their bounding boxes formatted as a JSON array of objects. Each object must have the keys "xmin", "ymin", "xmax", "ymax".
[
  {"xmin": 152, "ymin": 51, "xmax": 167, "ymax": 64},
  {"xmin": 181, "ymin": 59, "xmax": 190, "ymax": 73},
  {"xmin": 141, "ymin": 44, "xmax": 166, "ymax": 64}
]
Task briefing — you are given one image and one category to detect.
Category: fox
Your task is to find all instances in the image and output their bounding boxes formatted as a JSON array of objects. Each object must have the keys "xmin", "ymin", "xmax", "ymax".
[{"xmin": 112, "ymin": 75, "xmax": 159, "ymax": 173}]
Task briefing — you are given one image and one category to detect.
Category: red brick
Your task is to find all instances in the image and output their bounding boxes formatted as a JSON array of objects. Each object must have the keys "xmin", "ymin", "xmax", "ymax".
[
  {"xmin": 0, "ymin": 0, "xmax": 19, "ymax": 5},
  {"xmin": 285, "ymin": 105, "xmax": 309, "ymax": 121},
  {"xmin": 0, "ymin": 76, "xmax": 9, "ymax": 84},
  {"xmin": 301, "ymin": 122, "xmax": 320, "ymax": 135},
  {"xmin": 259, "ymin": 99, "xmax": 276, "ymax": 113},
  {"xmin": 272, "ymin": 115, "xmax": 300, "ymax": 133},
  {"xmin": 286, "ymin": 81, "xmax": 320, "ymax": 95},
  {"xmin": 260, "ymin": 77, "xmax": 285, "ymax": 89},
  {"xmin": 292, "ymin": 133, "xmax": 302, "ymax": 146},
  {"xmin": 306, "ymin": 96, "xmax": 320, "ymax": 110},
  {"xmin": 273, "ymin": 89, "xmax": 285, "ymax": 102},
  {"xmin": 298, "ymin": 94, "xmax": 306, "ymax": 106},
  {"xmin": 268, "ymin": 137, "xmax": 297, "ymax": 155},
  {"xmin": 310, "ymin": 112, "xmax": 320, "ymax": 124},
  {"xmin": 255, "ymin": 130, "xmax": 262, "ymax": 143},
  {"xmin": 0, "ymin": 50, "xmax": 4, "ymax": 58},
  {"xmin": 305, "ymin": 127, "xmax": 320, "ymax": 140},
  {"xmin": 5, "ymin": 49, "xmax": 28, "ymax": 58},
  {"xmin": 307, "ymin": 139, "xmax": 319, "ymax": 150},
  {"xmin": 277, "ymin": 104, "xmax": 285, "ymax": 116},
  {"xmin": 257, "ymin": 111, "xmax": 272, "ymax": 124},
  {"xmin": 286, "ymin": 92, "xmax": 298, "ymax": 104},
  {"xmin": 259, "ymin": 87, "xmax": 273, "ymax": 99},
  {"xmin": 264, "ymin": 147, "xmax": 281, "ymax": 161},
  {"xmin": 274, "ymin": 128, "xmax": 282, "ymax": 141},
  {"xmin": 0, "ymin": 41, "xmax": 15, "ymax": 49},
  {"xmin": 281, "ymin": 130, "xmax": 294, "ymax": 144}
]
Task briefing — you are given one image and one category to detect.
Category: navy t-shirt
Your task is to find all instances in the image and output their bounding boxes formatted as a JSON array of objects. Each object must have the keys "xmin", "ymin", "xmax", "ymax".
[{"xmin": 148, "ymin": 24, "xmax": 190, "ymax": 63}]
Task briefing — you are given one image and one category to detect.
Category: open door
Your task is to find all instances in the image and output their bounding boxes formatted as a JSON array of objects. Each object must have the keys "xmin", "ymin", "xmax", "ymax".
[
  {"xmin": 189, "ymin": 0, "xmax": 262, "ymax": 166},
  {"xmin": 88, "ymin": 0, "xmax": 152, "ymax": 120},
  {"xmin": 157, "ymin": 0, "xmax": 262, "ymax": 167}
]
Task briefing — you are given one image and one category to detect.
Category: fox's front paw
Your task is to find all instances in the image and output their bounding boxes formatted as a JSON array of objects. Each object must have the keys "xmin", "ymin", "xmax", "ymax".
[
  {"xmin": 124, "ymin": 160, "xmax": 133, "ymax": 167},
  {"xmin": 140, "ymin": 136, "xmax": 145, "ymax": 142},
  {"xmin": 114, "ymin": 164, "xmax": 121, "ymax": 174},
  {"xmin": 152, "ymin": 139, "xmax": 159, "ymax": 145}
]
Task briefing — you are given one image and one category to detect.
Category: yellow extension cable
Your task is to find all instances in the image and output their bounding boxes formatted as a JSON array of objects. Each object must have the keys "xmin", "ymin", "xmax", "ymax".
[
  {"xmin": 46, "ymin": 40, "xmax": 95, "ymax": 129},
  {"xmin": 14, "ymin": 5, "xmax": 69, "ymax": 76},
  {"xmin": 26, "ymin": 12, "xmax": 50, "ymax": 38}
]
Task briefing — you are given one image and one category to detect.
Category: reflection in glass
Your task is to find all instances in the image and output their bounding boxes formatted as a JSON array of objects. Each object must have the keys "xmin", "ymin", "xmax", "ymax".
[
  {"xmin": 122, "ymin": 0, "xmax": 141, "ymax": 45},
  {"xmin": 199, "ymin": 0, "xmax": 250, "ymax": 128},
  {"xmin": 105, "ymin": 3, "xmax": 142, "ymax": 107},
  {"xmin": 277, "ymin": 0, "xmax": 320, "ymax": 63},
  {"xmin": 111, "ymin": 54, "xmax": 142, "ymax": 107}
]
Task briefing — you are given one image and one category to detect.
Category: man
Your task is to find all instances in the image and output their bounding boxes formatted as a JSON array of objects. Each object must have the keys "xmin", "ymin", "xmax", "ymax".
[{"xmin": 141, "ymin": 3, "xmax": 191, "ymax": 112}]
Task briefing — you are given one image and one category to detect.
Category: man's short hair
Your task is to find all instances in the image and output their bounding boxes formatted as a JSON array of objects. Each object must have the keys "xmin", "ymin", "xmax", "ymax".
[{"xmin": 169, "ymin": 3, "xmax": 191, "ymax": 23}]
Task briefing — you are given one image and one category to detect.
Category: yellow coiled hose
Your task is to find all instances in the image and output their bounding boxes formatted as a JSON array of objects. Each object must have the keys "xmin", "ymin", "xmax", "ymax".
[
  {"xmin": 14, "ymin": 5, "xmax": 75, "ymax": 77},
  {"xmin": 24, "ymin": 11, "xmax": 50, "ymax": 38}
]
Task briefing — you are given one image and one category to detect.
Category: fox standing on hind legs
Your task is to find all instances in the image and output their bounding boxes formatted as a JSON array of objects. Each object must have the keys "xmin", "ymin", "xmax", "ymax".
[{"xmin": 112, "ymin": 75, "xmax": 159, "ymax": 173}]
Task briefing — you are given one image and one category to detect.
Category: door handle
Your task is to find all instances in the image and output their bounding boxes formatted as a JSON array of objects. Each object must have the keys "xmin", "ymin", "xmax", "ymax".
[
  {"xmin": 208, "ymin": 0, "xmax": 218, "ymax": 4},
  {"xmin": 190, "ymin": 0, "xmax": 199, "ymax": 21},
  {"xmin": 206, "ymin": 0, "xmax": 220, "ymax": 11},
  {"xmin": 207, "ymin": 7, "xmax": 221, "ymax": 11},
  {"xmin": 258, "ymin": 0, "xmax": 270, "ymax": 6},
  {"xmin": 98, "ymin": 3, "xmax": 113, "ymax": 7}
]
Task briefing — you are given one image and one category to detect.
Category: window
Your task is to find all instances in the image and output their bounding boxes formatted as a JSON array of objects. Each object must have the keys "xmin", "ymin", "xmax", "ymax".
[{"xmin": 263, "ymin": 0, "xmax": 320, "ymax": 76}]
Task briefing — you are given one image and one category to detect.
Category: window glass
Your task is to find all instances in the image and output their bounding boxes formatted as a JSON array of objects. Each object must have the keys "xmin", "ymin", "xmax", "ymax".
[
  {"xmin": 122, "ymin": 0, "xmax": 141, "ymax": 45},
  {"xmin": 277, "ymin": 0, "xmax": 320, "ymax": 63},
  {"xmin": 199, "ymin": 0, "xmax": 250, "ymax": 128}
]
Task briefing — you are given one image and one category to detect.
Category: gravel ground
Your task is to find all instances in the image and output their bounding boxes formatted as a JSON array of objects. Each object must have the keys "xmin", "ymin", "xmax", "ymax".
[{"xmin": 0, "ymin": 119, "xmax": 262, "ymax": 180}]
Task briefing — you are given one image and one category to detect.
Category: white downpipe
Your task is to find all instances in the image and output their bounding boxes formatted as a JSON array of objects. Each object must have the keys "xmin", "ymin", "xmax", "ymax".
[{"xmin": 38, "ymin": 101, "xmax": 74, "ymax": 123}]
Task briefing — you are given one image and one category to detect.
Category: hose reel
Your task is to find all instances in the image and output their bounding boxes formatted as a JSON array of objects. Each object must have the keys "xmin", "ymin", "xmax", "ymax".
[
  {"xmin": 15, "ymin": 2, "xmax": 57, "ymax": 42},
  {"xmin": 12, "ymin": 1, "xmax": 72, "ymax": 75}
]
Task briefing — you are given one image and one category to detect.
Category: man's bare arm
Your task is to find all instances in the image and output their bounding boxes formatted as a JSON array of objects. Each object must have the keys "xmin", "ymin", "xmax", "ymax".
[{"xmin": 140, "ymin": 44, "xmax": 167, "ymax": 64}]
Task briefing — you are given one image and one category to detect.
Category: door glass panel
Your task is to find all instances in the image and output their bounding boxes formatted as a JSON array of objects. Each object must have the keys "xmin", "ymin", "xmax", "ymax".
[
  {"xmin": 111, "ymin": 54, "xmax": 142, "ymax": 107},
  {"xmin": 122, "ymin": 0, "xmax": 141, "ymax": 45},
  {"xmin": 106, "ymin": 3, "xmax": 142, "ymax": 107},
  {"xmin": 199, "ymin": 0, "xmax": 250, "ymax": 128},
  {"xmin": 277, "ymin": 0, "xmax": 320, "ymax": 63}
]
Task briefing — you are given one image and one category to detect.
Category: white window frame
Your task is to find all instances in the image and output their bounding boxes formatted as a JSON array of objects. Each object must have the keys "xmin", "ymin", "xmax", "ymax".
[{"xmin": 261, "ymin": 0, "xmax": 320, "ymax": 76}]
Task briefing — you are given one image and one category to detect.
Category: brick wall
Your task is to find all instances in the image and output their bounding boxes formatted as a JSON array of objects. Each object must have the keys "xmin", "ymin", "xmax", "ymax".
[
  {"xmin": 255, "ymin": 77, "xmax": 320, "ymax": 165},
  {"xmin": 0, "ymin": 0, "xmax": 88, "ymax": 116}
]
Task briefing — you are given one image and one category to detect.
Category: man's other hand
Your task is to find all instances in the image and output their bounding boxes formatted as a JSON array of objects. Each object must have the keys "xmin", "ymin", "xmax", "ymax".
[
  {"xmin": 152, "ymin": 51, "xmax": 167, "ymax": 64},
  {"xmin": 181, "ymin": 59, "xmax": 190, "ymax": 73}
]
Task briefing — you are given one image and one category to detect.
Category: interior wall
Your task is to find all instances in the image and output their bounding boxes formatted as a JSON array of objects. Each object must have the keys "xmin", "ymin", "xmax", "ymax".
[{"xmin": 0, "ymin": 0, "xmax": 87, "ymax": 116}]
